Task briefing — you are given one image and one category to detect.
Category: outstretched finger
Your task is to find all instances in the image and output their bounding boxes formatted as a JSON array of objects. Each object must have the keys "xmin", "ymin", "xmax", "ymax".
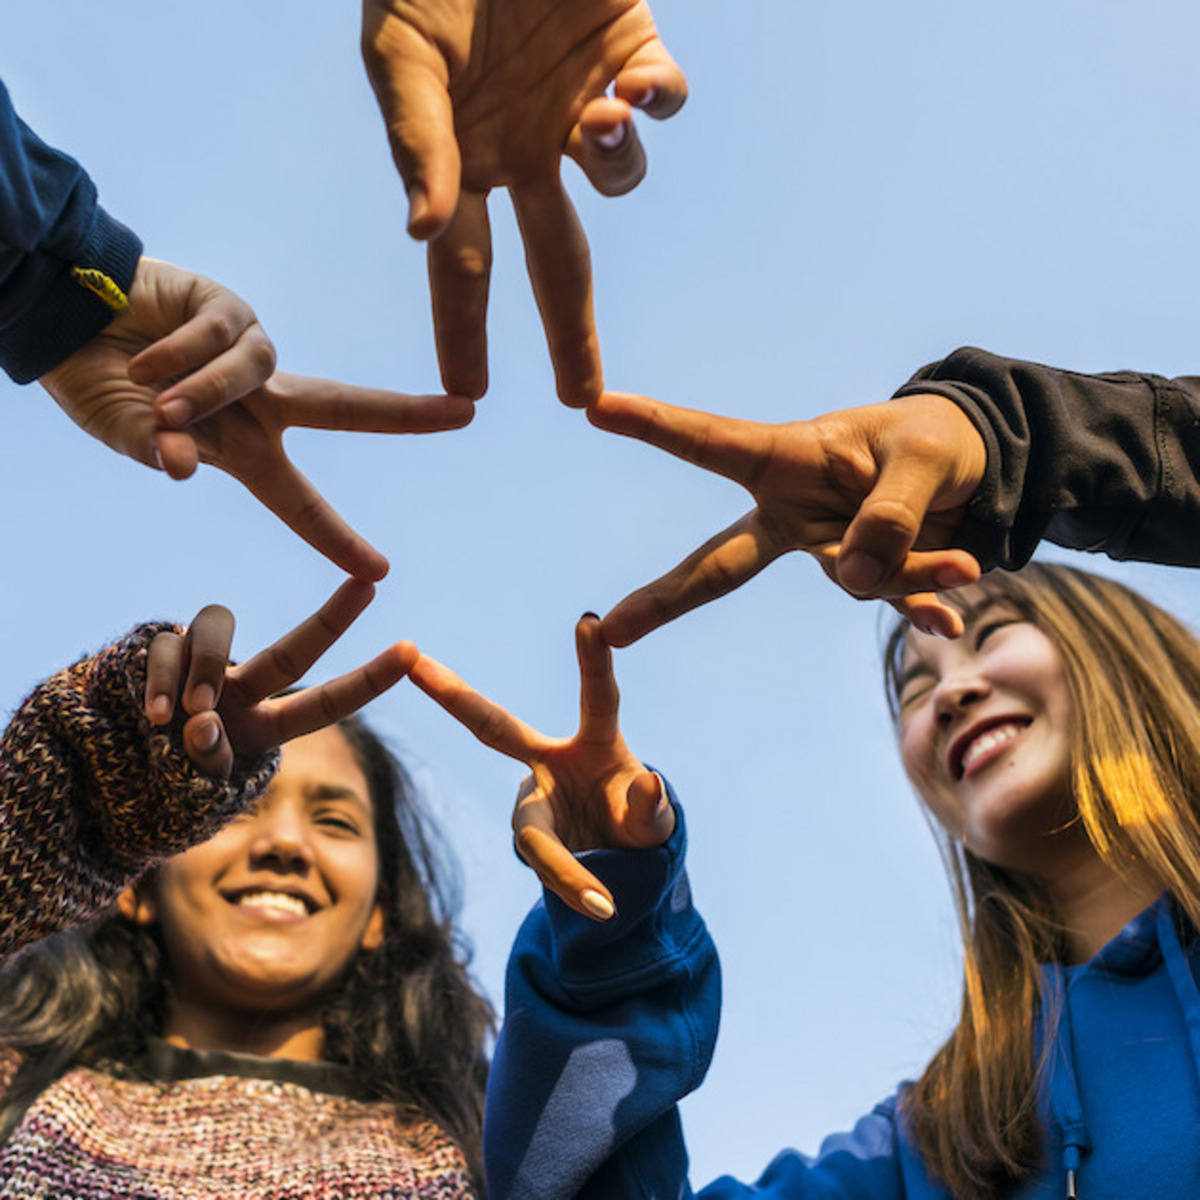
[
  {"xmin": 427, "ymin": 192, "xmax": 493, "ymax": 400},
  {"xmin": 267, "ymin": 372, "xmax": 476, "ymax": 433},
  {"xmin": 510, "ymin": 176, "xmax": 602, "ymax": 407},
  {"xmin": 361, "ymin": 12, "xmax": 461, "ymax": 238},
  {"xmin": 569, "ymin": 97, "xmax": 646, "ymax": 197},
  {"xmin": 262, "ymin": 641, "xmax": 418, "ymax": 745},
  {"xmin": 230, "ymin": 579, "xmax": 376, "ymax": 702},
  {"xmin": 601, "ymin": 510, "xmax": 783, "ymax": 647},
  {"xmin": 514, "ymin": 812, "xmax": 616, "ymax": 922},
  {"xmin": 588, "ymin": 391, "xmax": 781, "ymax": 488},
  {"xmin": 575, "ymin": 614, "xmax": 620, "ymax": 743},
  {"xmin": 409, "ymin": 654, "xmax": 545, "ymax": 763},
  {"xmin": 220, "ymin": 448, "xmax": 390, "ymax": 582},
  {"xmin": 181, "ymin": 605, "xmax": 236, "ymax": 716},
  {"xmin": 146, "ymin": 630, "xmax": 186, "ymax": 726},
  {"xmin": 151, "ymin": 325, "xmax": 277, "ymax": 430}
]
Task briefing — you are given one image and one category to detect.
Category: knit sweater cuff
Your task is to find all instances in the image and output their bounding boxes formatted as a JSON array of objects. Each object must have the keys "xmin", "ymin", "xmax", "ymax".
[{"xmin": 0, "ymin": 204, "xmax": 142, "ymax": 384}]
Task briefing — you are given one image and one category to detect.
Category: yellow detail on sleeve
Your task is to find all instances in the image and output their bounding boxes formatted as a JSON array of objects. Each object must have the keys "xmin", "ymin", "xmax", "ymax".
[{"xmin": 70, "ymin": 267, "xmax": 130, "ymax": 313}]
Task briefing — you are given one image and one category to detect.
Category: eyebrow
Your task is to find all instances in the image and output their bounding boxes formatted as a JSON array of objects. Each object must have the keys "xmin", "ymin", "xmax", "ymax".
[{"xmin": 307, "ymin": 784, "xmax": 371, "ymax": 813}]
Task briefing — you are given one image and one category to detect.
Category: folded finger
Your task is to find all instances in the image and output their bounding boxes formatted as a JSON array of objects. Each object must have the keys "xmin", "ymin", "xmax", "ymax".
[
  {"xmin": 231, "ymin": 579, "xmax": 376, "ymax": 701},
  {"xmin": 152, "ymin": 324, "xmax": 277, "ymax": 430},
  {"xmin": 152, "ymin": 429, "xmax": 200, "ymax": 480},
  {"xmin": 569, "ymin": 97, "xmax": 646, "ymax": 197},
  {"xmin": 264, "ymin": 641, "xmax": 418, "ymax": 744},
  {"xmin": 361, "ymin": 13, "xmax": 461, "ymax": 238},
  {"xmin": 146, "ymin": 630, "xmax": 185, "ymax": 725},
  {"xmin": 409, "ymin": 654, "xmax": 544, "ymax": 762},
  {"xmin": 510, "ymin": 176, "xmax": 602, "ymax": 407},
  {"xmin": 613, "ymin": 42, "xmax": 688, "ymax": 119},
  {"xmin": 575, "ymin": 614, "xmax": 620, "ymax": 743},
  {"xmin": 622, "ymin": 770, "xmax": 676, "ymax": 847},
  {"xmin": 600, "ymin": 511, "xmax": 781, "ymax": 647},
  {"xmin": 127, "ymin": 284, "xmax": 259, "ymax": 388},
  {"xmin": 182, "ymin": 712, "xmax": 234, "ymax": 781},
  {"xmin": 513, "ymin": 819, "xmax": 616, "ymax": 922},
  {"xmin": 266, "ymin": 372, "xmax": 476, "ymax": 433},
  {"xmin": 588, "ymin": 391, "xmax": 780, "ymax": 489},
  {"xmin": 182, "ymin": 604, "xmax": 236, "ymax": 716},
  {"xmin": 427, "ymin": 191, "xmax": 492, "ymax": 400}
]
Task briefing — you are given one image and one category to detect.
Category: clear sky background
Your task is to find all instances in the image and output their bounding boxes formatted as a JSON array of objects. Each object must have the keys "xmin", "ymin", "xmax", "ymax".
[{"xmin": 4, "ymin": 1, "xmax": 1200, "ymax": 1185}]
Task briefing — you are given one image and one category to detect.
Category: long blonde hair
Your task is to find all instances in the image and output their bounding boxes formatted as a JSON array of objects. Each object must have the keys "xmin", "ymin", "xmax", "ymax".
[{"xmin": 883, "ymin": 563, "xmax": 1200, "ymax": 1197}]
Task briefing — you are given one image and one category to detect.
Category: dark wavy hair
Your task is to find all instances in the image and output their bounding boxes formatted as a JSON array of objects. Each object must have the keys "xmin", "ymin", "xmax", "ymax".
[{"xmin": 0, "ymin": 715, "xmax": 494, "ymax": 1188}]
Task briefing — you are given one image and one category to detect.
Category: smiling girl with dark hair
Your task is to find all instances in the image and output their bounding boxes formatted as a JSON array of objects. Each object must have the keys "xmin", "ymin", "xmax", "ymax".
[{"xmin": 0, "ymin": 582, "xmax": 491, "ymax": 1198}]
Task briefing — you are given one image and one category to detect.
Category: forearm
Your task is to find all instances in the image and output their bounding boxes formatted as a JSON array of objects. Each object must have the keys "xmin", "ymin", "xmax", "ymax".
[
  {"xmin": 0, "ymin": 77, "xmax": 141, "ymax": 382},
  {"xmin": 0, "ymin": 622, "xmax": 276, "ymax": 964},
  {"xmin": 485, "ymin": 798, "xmax": 719, "ymax": 1200},
  {"xmin": 895, "ymin": 346, "xmax": 1200, "ymax": 570}
]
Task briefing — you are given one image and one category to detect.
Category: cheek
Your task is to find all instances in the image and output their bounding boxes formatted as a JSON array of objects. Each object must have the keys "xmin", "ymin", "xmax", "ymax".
[{"xmin": 898, "ymin": 718, "xmax": 959, "ymax": 831}]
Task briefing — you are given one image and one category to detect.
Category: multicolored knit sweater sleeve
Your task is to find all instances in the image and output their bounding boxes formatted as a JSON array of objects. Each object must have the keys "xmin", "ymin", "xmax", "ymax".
[{"xmin": 0, "ymin": 621, "xmax": 278, "ymax": 964}]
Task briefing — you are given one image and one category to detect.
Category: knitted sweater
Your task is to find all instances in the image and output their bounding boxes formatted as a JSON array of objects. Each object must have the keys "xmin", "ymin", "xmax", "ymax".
[{"xmin": 0, "ymin": 625, "xmax": 477, "ymax": 1198}]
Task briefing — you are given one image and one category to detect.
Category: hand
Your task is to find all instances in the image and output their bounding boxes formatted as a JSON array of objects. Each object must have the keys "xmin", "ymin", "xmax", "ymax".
[
  {"xmin": 361, "ymin": 0, "xmax": 687, "ymax": 405},
  {"xmin": 410, "ymin": 615, "xmax": 673, "ymax": 920},
  {"xmin": 143, "ymin": 578, "xmax": 417, "ymax": 780},
  {"xmin": 39, "ymin": 258, "xmax": 475, "ymax": 581},
  {"xmin": 589, "ymin": 390, "xmax": 990, "ymax": 644}
]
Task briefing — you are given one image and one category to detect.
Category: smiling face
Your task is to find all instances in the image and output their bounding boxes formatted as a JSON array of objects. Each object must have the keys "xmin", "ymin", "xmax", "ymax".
[
  {"xmin": 896, "ymin": 595, "xmax": 1088, "ymax": 875},
  {"xmin": 125, "ymin": 725, "xmax": 385, "ymax": 1026}
]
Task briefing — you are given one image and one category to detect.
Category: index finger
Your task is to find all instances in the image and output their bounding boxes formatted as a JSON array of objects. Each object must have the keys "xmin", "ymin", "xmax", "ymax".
[
  {"xmin": 601, "ymin": 510, "xmax": 783, "ymax": 647},
  {"xmin": 575, "ymin": 615, "xmax": 620, "ymax": 742},
  {"xmin": 268, "ymin": 372, "xmax": 477, "ymax": 433},
  {"xmin": 587, "ymin": 391, "xmax": 781, "ymax": 489},
  {"xmin": 181, "ymin": 605, "xmax": 236, "ymax": 715},
  {"xmin": 409, "ymin": 654, "xmax": 546, "ymax": 763},
  {"xmin": 228, "ymin": 579, "xmax": 376, "ymax": 702}
]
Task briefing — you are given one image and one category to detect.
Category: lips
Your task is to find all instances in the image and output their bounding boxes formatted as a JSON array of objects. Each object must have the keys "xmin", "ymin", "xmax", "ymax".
[{"xmin": 949, "ymin": 716, "xmax": 1032, "ymax": 780}]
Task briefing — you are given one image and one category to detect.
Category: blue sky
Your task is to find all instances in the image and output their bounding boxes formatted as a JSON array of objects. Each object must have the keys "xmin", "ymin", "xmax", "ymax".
[{"xmin": 4, "ymin": 1, "xmax": 1200, "ymax": 1183}]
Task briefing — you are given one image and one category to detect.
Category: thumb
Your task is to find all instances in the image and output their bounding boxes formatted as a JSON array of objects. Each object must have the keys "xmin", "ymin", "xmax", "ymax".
[{"xmin": 624, "ymin": 771, "xmax": 675, "ymax": 847}]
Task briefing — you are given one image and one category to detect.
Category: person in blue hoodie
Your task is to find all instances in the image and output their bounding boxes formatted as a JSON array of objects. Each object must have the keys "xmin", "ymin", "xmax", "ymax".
[{"xmin": 411, "ymin": 565, "xmax": 1200, "ymax": 1200}]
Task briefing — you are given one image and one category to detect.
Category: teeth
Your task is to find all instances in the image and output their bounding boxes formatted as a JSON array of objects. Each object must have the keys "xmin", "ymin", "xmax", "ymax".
[
  {"xmin": 235, "ymin": 891, "xmax": 309, "ymax": 918},
  {"xmin": 961, "ymin": 723, "xmax": 1023, "ymax": 774}
]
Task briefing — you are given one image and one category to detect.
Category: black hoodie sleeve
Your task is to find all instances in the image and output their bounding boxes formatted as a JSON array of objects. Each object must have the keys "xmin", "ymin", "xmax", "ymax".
[{"xmin": 893, "ymin": 346, "xmax": 1200, "ymax": 570}]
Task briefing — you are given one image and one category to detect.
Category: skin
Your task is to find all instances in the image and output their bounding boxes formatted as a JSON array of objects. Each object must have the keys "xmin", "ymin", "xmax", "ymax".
[
  {"xmin": 411, "ymin": 615, "xmax": 671, "ymax": 919},
  {"xmin": 587, "ymin": 390, "xmax": 989, "ymax": 645},
  {"xmin": 40, "ymin": 258, "xmax": 476, "ymax": 581},
  {"xmin": 897, "ymin": 598, "xmax": 1158, "ymax": 962},
  {"xmin": 120, "ymin": 727, "xmax": 384, "ymax": 1061},
  {"xmin": 361, "ymin": 0, "xmax": 687, "ymax": 404}
]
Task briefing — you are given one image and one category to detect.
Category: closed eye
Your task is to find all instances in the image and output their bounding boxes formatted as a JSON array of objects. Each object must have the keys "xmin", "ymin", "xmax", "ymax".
[{"xmin": 315, "ymin": 811, "xmax": 362, "ymax": 835}]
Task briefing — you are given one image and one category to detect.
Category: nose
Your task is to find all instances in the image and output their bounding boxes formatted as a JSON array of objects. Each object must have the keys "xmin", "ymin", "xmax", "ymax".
[
  {"xmin": 933, "ymin": 674, "xmax": 990, "ymax": 729},
  {"xmin": 248, "ymin": 804, "xmax": 315, "ymax": 873}
]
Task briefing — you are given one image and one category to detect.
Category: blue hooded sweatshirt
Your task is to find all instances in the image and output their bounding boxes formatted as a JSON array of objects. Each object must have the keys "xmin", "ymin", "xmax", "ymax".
[
  {"xmin": 0, "ymin": 77, "xmax": 141, "ymax": 383},
  {"xmin": 485, "ymin": 789, "xmax": 1200, "ymax": 1199}
]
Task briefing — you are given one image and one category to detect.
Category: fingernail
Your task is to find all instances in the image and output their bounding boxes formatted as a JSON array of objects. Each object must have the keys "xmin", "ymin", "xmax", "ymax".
[
  {"xmin": 632, "ymin": 86, "xmax": 658, "ymax": 109},
  {"xmin": 581, "ymin": 611, "xmax": 600, "ymax": 622},
  {"xmin": 936, "ymin": 562, "xmax": 976, "ymax": 589},
  {"xmin": 147, "ymin": 694, "xmax": 171, "ymax": 725},
  {"xmin": 406, "ymin": 184, "xmax": 430, "ymax": 233},
  {"xmin": 594, "ymin": 122, "xmax": 629, "ymax": 151},
  {"xmin": 191, "ymin": 684, "xmax": 216, "ymax": 712},
  {"xmin": 152, "ymin": 444, "xmax": 165, "ymax": 472},
  {"xmin": 650, "ymin": 772, "xmax": 665, "ymax": 805},
  {"xmin": 194, "ymin": 718, "xmax": 220, "ymax": 751},
  {"xmin": 839, "ymin": 552, "xmax": 887, "ymax": 594},
  {"xmin": 580, "ymin": 889, "xmax": 616, "ymax": 921},
  {"xmin": 159, "ymin": 398, "xmax": 193, "ymax": 429}
]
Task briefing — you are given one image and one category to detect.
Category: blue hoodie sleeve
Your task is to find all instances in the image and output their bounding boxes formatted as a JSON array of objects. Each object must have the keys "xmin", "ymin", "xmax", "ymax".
[
  {"xmin": 485, "ymin": 786, "xmax": 932, "ymax": 1200},
  {"xmin": 0, "ymin": 77, "xmax": 142, "ymax": 383}
]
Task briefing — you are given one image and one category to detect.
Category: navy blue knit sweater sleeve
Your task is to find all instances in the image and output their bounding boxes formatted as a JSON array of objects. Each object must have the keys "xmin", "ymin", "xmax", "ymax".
[
  {"xmin": 0, "ymin": 77, "xmax": 142, "ymax": 383},
  {"xmin": 485, "ymin": 786, "xmax": 927, "ymax": 1200},
  {"xmin": 893, "ymin": 347, "xmax": 1200, "ymax": 572}
]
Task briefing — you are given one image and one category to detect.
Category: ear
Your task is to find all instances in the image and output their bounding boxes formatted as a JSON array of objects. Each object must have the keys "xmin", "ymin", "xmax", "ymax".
[
  {"xmin": 116, "ymin": 880, "xmax": 158, "ymax": 926},
  {"xmin": 359, "ymin": 901, "xmax": 385, "ymax": 953}
]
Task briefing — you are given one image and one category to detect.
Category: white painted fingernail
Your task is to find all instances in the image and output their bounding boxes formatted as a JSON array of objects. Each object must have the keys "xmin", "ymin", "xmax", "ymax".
[
  {"xmin": 152, "ymin": 444, "xmax": 165, "ymax": 471},
  {"xmin": 580, "ymin": 889, "xmax": 616, "ymax": 920},
  {"xmin": 594, "ymin": 123, "xmax": 629, "ymax": 151},
  {"xmin": 633, "ymin": 86, "xmax": 658, "ymax": 109}
]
